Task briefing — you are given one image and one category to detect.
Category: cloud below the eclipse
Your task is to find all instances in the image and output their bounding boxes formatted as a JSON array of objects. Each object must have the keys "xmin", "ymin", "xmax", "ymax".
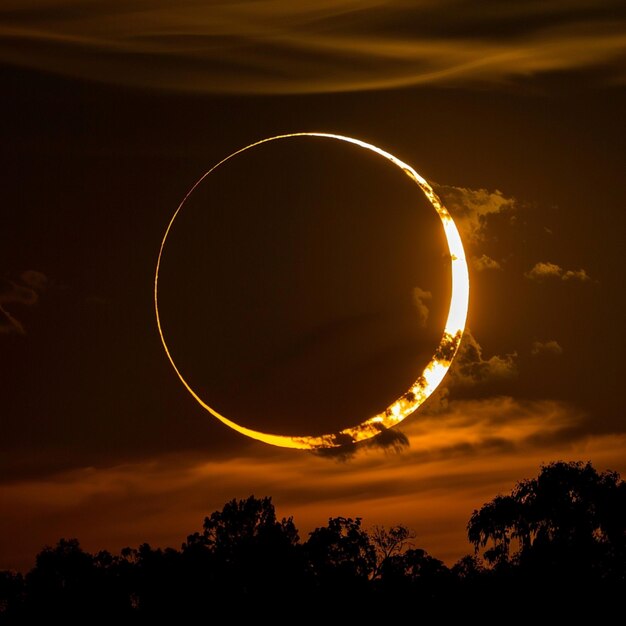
[{"xmin": 1, "ymin": 394, "xmax": 624, "ymax": 572}]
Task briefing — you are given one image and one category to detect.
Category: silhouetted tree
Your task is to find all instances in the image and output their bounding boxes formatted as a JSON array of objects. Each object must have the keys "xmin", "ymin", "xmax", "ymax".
[
  {"xmin": 468, "ymin": 462, "xmax": 626, "ymax": 573},
  {"xmin": 305, "ymin": 516, "xmax": 376, "ymax": 594},
  {"xmin": 26, "ymin": 538, "xmax": 94, "ymax": 617},
  {"xmin": 23, "ymin": 538, "xmax": 132, "ymax": 620},
  {"xmin": 370, "ymin": 524, "xmax": 415, "ymax": 579},
  {"xmin": 377, "ymin": 547, "xmax": 451, "ymax": 601},
  {"xmin": 1, "ymin": 462, "xmax": 623, "ymax": 621},
  {"xmin": 182, "ymin": 495, "xmax": 301, "ymax": 603},
  {"xmin": 467, "ymin": 457, "xmax": 626, "ymax": 613},
  {"xmin": 119, "ymin": 543, "xmax": 185, "ymax": 617},
  {"xmin": 200, "ymin": 495, "xmax": 298, "ymax": 551},
  {"xmin": 0, "ymin": 571, "xmax": 24, "ymax": 622},
  {"xmin": 451, "ymin": 554, "xmax": 485, "ymax": 580},
  {"xmin": 467, "ymin": 494, "xmax": 518, "ymax": 567}
]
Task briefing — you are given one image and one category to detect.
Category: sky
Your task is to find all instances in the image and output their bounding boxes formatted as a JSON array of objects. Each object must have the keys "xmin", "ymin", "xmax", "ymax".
[{"xmin": 1, "ymin": 0, "xmax": 625, "ymax": 570}]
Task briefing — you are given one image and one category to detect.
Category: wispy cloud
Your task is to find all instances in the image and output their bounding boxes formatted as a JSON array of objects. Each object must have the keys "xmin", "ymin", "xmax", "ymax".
[
  {"xmin": 525, "ymin": 261, "xmax": 591, "ymax": 282},
  {"xmin": 0, "ymin": 270, "xmax": 47, "ymax": 335},
  {"xmin": 20, "ymin": 270, "xmax": 48, "ymax": 290},
  {"xmin": 411, "ymin": 286, "xmax": 432, "ymax": 327},
  {"xmin": 0, "ymin": 304, "xmax": 26, "ymax": 335},
  {"xmin": 531, "ymin": 339, "xmax": 563, "ymax": 356},
  {"xmin": 472, "ymin": 254, "xmax": 501, "ymax": 272},
  {"xmin": 0, "ymin": 1, "xmax": 624, "ymax": 94}
]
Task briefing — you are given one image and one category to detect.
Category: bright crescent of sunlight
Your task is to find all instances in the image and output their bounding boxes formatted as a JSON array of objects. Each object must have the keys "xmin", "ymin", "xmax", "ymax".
[{"xmin": 154, "ymin": 133, "xmax": 469, "ymax": 449}]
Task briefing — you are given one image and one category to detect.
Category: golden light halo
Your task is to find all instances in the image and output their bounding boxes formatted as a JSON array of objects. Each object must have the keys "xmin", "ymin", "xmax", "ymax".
[{"xmin": 155, "ymin": 133, "xmax": 469, "ymax": 449}]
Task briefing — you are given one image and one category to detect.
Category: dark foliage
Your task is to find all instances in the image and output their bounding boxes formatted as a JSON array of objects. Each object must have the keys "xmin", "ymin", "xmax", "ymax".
[
  {"xmin": 464, "ymin": 461, "xmax": 626, "ymax": 614},
  {"xmin": 1, "ymin": 462, "xmax": 624, "ymax": 622},
  {"xmin": 468, "ymin": 461, "xmax": 626, "ymax": 572}
]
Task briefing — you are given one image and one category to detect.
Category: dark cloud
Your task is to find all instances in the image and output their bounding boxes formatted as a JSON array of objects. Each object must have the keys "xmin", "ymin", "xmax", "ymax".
[
  {"xmin": 449, "ymin": 329, "xmax": 517, "ymax": 386},
  {"xmin": 314, "ymin": 427, "xmax": 410, "ymax": 461},
  {"xmin": 0, "ymin": 1, "xmax": 624, "ymax": 94},
  {"xmin": 435, "ymin": 185, "xmax": 516, "ymax": 244}
]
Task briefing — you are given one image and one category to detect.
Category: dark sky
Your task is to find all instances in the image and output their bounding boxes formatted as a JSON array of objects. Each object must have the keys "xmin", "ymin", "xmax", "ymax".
[{"xmin": 1, "ymin": 0, "xmax": 625, "ymax": 570}]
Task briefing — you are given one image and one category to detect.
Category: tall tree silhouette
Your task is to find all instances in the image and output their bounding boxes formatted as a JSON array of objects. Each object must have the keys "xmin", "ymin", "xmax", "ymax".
[
  {"xmin": 305, "ymin": 517, "xmax": 376, "ymax": 591},
  {"xmin": 370, "ymin": 524, "xmax": 414, "ymax": 579},
  {"xmin": 200, "ymin": 495, "xmax": 298, "ymax": 551},
  {"xmin": 468, "ymin": 461, "xmax": 626, "ymax": 579},
  {"xmin": 467, "ymin": 494, "xmax": 518, "ymax": 566},
  {"xmin": 183, "ymin": 496, "xmax": 301, "ymax": 601}
]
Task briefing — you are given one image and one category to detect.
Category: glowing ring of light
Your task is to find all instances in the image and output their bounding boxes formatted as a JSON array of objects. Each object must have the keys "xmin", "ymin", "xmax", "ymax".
[{"xmin": 155, "ymin": 133, "xmax": 469, "ymax": 449}]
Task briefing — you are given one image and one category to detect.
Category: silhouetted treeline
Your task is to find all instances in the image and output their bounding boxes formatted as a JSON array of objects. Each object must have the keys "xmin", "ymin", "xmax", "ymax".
[{"xmin": 1, "ymin": 461, "xmax": 624, "ymax": 622}]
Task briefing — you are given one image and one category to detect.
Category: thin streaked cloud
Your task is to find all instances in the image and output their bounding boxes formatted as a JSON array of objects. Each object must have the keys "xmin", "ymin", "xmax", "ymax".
[{"xmin": 0, "ymin": 1, "xmax": 625, "ymax": 94}]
